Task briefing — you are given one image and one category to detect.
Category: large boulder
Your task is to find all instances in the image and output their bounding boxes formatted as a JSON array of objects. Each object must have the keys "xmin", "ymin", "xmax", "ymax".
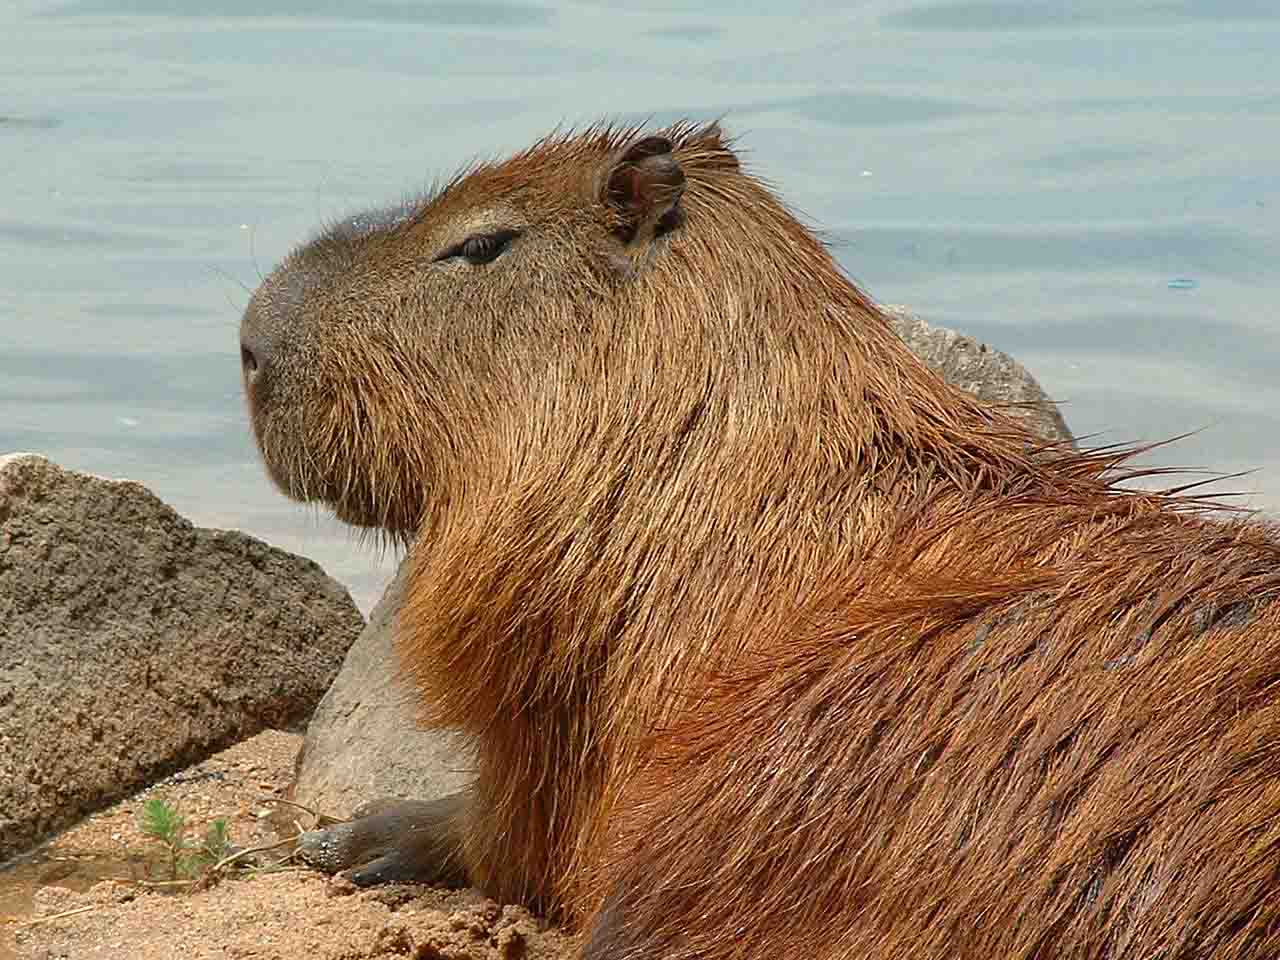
[
  {"xmin": 290, "ymin": 310, "xmax": 1074, "ymax": 816},
  {"xmin": 0, "ymin": 453, "xmax": 365, "ymax": 861}
]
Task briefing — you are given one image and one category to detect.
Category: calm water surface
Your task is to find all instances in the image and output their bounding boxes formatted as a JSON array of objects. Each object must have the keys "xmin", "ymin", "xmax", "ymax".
[{"xmin": 3, "ymin": 0, "xmax": 1278, "ymax": 611}]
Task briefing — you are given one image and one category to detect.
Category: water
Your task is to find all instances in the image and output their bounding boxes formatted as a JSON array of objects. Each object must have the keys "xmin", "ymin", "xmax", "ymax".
[{"xmin": 2, "ymin": 0, "xmax": 1278, "ymax": 612}]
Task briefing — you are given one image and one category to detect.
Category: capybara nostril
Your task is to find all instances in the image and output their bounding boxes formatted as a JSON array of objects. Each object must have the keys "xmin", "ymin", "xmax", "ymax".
[
  {"xmin": 239, "ymin": 342, "xmax": 259, "ymax": 378},
  {"xmin": 238, "ymin": 304, "xmax": 276, "ymax": 389},
  {"xmin": 240, "ymin": 288, "xmax": 289, "ymax": 391}
]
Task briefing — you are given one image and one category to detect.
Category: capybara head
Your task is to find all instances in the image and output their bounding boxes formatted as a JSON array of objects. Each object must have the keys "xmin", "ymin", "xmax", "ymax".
[
  {"xmin": 240, "ymin": 121, "xmax": 989, "ymax": 544},
  {"xmin": 240, "ymin": 122, "xmax": 813, "ymax": 535}
]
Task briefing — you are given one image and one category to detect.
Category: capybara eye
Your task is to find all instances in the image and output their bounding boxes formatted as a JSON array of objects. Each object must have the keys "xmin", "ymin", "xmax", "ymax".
[{"xmin": 435, "ymin": 229, "xmax": 519, "ymax": 266}]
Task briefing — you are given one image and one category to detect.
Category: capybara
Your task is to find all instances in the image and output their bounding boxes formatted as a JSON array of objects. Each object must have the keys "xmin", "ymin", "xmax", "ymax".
[{"xmin": 240, "ymin": 121, "xmax": 1280, "ymax": 958}]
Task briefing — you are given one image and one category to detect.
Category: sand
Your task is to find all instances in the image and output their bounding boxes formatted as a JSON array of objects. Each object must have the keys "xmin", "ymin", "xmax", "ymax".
[{"xmin": 4, "ymin": 731, "xmax": 574, "ymax": 960}]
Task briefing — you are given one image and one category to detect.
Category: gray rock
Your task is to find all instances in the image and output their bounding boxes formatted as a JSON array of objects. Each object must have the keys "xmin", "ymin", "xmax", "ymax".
[
  {"xmin": 290, "ymin": 311, "xmax": 1075, "ymax": 817},
  {"xmin": 885, "ymin": 306, "xmax": 1074, "ymax": 445},
  {"xmin": 290, "ymin": 560, "xmax": 474, "ymax": 817},
  {"xmin": 0, "ymin": 453, "xmax": 364, "ymax": 861}
]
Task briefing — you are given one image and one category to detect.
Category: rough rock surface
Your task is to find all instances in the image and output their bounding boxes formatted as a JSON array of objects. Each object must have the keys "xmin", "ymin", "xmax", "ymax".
[
  {"xmin": 291, "ymin": 310, "xmax": 1074, "ymax": 816},
  {"xmin": 886, "ymin": 306, "xmax": 1074, "ymax": 446},
  {"xmin": 0, "ymin": 453, "xmax": 365, "ymax": 862}
]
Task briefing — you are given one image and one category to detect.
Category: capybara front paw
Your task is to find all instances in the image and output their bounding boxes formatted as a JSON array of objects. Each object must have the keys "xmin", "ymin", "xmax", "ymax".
[{"xmin": 295, "ymin": 794, "xmax": 468, "ymax": 888}]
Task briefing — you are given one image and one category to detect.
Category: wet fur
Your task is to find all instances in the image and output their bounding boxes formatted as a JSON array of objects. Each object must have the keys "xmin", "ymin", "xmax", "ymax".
[{"xmin": 243, "ymin": 123, "xmax": 1280, "ymax": 957}]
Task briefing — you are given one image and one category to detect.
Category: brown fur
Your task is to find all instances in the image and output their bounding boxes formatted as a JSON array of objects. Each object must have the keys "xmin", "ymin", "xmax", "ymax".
[{"xmin": 241, "ymin": 122, "xmax": 1280, "ymax": 958}]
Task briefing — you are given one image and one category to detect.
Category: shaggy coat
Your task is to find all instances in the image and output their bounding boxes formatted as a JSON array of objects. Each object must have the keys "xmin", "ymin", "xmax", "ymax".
[{"xmin": 241, "ymin": 122, "xmax": 1280, "ymax": 959}]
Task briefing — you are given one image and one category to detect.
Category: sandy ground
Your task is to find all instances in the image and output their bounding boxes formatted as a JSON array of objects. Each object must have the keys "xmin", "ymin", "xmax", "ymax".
[{"xmin": 3, "ymin": 731, "xmax": 574, "ymax": 960}]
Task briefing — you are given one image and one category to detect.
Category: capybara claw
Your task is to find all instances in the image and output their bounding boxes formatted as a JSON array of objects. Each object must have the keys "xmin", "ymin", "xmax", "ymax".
[{"xmin": 295, "ymin": 821, "xmax": 373, "ymax": 875}]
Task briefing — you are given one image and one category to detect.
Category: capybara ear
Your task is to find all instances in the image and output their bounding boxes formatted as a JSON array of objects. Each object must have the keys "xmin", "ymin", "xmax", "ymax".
[{"xmin": 601, "ymin": 136, "xmax": 687, "ymax": 245}]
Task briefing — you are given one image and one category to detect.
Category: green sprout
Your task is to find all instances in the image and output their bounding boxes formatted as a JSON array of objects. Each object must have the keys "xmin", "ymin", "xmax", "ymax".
[{"xmin": 136, "ymin": 798, "xmax": 235, "ymax": 882}]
